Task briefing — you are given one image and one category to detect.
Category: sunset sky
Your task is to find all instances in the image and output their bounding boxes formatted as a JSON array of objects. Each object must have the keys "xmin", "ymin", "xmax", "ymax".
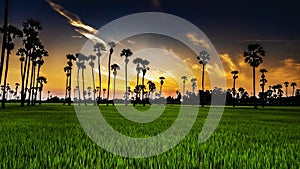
[{"xmin": 0, "ymin": 0, "xmax": 300, "ymax": 99}]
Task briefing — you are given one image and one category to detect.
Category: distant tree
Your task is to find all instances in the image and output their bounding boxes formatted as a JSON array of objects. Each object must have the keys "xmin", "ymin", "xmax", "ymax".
[
  {"xmin": 196, "ymin": 51, "xmax": 210, "ymax": 107},
  {"xmin": 76, "ymin": 53, "xmax": 88, "ymax": 105},
  {"xmin": 64, "ymin": 54, "xmax": 76, "ymax": 106},
  {"xmin": 93, "ymin": 42, "xmax": 106, "ymax": 100},
  {"xmin": 0, "ymin": 25, "xmax": 23, "ymax": 108},
  {"xmin": 120, "ymin": 48, "xmax": 133, "ymax": 105},
  {"xmin": 181, "ymin": 76, "xmax": 188, "ymax": 97},
  {"xmin": 132, "ymin": 58, "xmax": 143, "ymax": 101},
  {"xmin": 36, "ymin": 76, "xmax": 47, "ymax": 105},
  {"xmin": 190, "ymin": 78, "xmax": 197, "ymax": 93},
  {"xmin": 14, "ymin": 83, "xmax": 20, "ymax": 97},
  {"xmin": 141, "ymin": 60, "xmax": 150, "ymax": 101},
  {"xmin": 147, "ymin": 80, "xmax": 156, "ymax": 99},
  {"xmin": 159, "ymin": 76, "xmax": 166, "ymax": 97},
  {"xmin": 284, "ymin": 82, "xmax": 289, "ymax": 97},
  {"xmin": 88, "ymin": 55, "xmax": 97, "ymax": 105},
  {"xmin": 111, "ymin": 63, "xmax": 120, "ymax": 100},
  {"xmin": 244, "ymin": 44, "xmax": 265, "ymax": 109},
  {"xmin": 102, "ymin": 88, "xmax": 106, "ymax": 99},
  {"xmin": 231, "ymin": 70, "xmax": 239, "ymax": 107},
  {"xmin": 106, "ymin": 41, "xmax": 116, "ymax": 106},
  {"xmin": 291, "ymin": 82, "xmax": 297, "ymax": 97},
  {"xmin": 259, "ymin": 68, "xmax": 267, "ymax": 107}
]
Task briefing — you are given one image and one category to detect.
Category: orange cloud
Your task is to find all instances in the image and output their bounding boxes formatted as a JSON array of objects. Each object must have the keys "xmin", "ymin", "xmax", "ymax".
[{"xmin": 186, "ymin": 32, "xmax": 210, "ymax": 50}]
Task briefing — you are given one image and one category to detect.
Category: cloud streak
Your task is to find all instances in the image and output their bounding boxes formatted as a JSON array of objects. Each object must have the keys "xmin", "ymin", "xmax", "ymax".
[{"xmin": 46, "ymin": 0, "xmax": 106, "ymax": 44}]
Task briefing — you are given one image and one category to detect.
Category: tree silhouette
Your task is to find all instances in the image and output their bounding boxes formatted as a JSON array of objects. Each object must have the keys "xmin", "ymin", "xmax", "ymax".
[
  {"xmin": 190, "ymin": 78, "xmax": 197, "ymax": 93},
  {"xmin": 259, "ymin": 68, "xmax": 267, "ymax": 107},
  {"xmin": 120, "ymin": 49, "xmax": 133, "ymax": 105},
  {"xmin": 159, "ymin": 76, "xmax": 165, "ymax": 97},
  {"xmin": 291, "ymin": 82, "xmax": 297, "ymax": 97},
  {"xmin": 284, "ymin": 82, "xmax": 289, "ymax": 97},
  {"xmin": 147, "ymin": 80, "xmax": 156, "ymax": 100},
  {"xmin": 181, "ymin": 76, "xmax": 188, "ymax": 98},
  {"xmin": 106, "ymin": 41, "xmax": 116, "ymax": 106},
  {"xmin": 93, "ymin": 42, "xmax": 106, "ymax": 101},
  {"xmin": 141, "ymin": 59, "xmax": 150, "ymax": 102},
  {"xmin": 132, "ymin": 58, "xmax": 143, "ymax": 101},
  {"xmin": 64, "ymin": 54, "xmax": 76, "ymax": 106},
  {"xmin": 16, "ymin": 19, "xmax": 43, "ymax": 107},
  {"xmin": 36, "ymin": 76, "xmax": 47, "ymax": 105},
  {"xmin": 231, "ymin": 70, "xmax": 239, "ymax": 107},
  {"xmin": 76, "ymin": 53, "xmax": 88, "ymax": 105},
  {"xmin": 111, "ymin": 63, "xmax": 120, "ymax": 100},
  {"xmin": 33, "ymin": 47, "xmax": 48, "ymax": 105},
  {"xmin": 14, "ymin": 82, "xmax": 20, "ymax": 98},
  {"xmin": 0, "ymin": 0, "xmax": 9, "ymax": 86},
  {"xmin": 88, "ymin": 55, "xmax": 97, "ymax": 105},
  {"xmin": 197, "ymin": 51, "xmax": 210, "ymax": 107},
  {"xmin": 244, "ymin": 44, "xmax": 265, "ymax": 109},
  {"xmin": 0, "ymin": 25, "xmax": 23, "ymax": 108}
]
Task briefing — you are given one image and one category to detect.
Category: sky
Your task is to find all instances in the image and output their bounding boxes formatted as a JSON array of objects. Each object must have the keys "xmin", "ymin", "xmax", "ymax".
[{"xmin": 0, "ymin": 0, "xmax": 300, "ymax": 99}]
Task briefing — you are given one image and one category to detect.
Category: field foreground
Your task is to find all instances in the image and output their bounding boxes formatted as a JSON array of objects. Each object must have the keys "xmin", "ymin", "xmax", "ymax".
[{"xmin": 0, "ymin": 104, "xmax": 299, "ymax": 168}]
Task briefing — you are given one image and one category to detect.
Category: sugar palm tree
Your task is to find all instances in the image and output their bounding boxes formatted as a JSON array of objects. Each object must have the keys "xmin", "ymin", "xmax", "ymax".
[
  {"xmin": 244, "ymin": 44, "xmax": 265, "ymax": 109},
  {"xmin": 190, "ymin": 78, "xmax": 197, "ymax": 93},
  {"xmin": 93, "ymin": 42, "xmax": 106, "ymax": 101},
  {"xmin": 0, "ymin": 0, "xmax": 9, "ymax": 85},
  {"xmin": 147, "ymin": 80, "xmax": 156, "ymax": 99},
  {"xmin": 111, "ymin": 63, "xmax": 120, "ymax": 100},
  {"xmin": 106, "ymin": 41, "xmax": 116, "ymax": 106},
  {"xmin": 141, "ymin": 60, "xmax": 150, "ymax": 101},
  {"xmin": 132, "ymin": 58, "xmax": 144, "ymax": 101},
  {"xmin": 284, "ymin": 82, "xmax": 289, "ymax": 97},
  {"xmin": 0, "ymin": 25, "xmax": 23, "ymax": 108},
  {"xmin": 291, "ymin": 82, "xmax": 297, "ymax": 97},
  {"xmin": 65, "ymin": 54, "xmax": 76, "ymax": 106},
  {"xmin": 88, "ymin": 55, "xmax": 97, "ymax": 105},
  {"xmin": 33, "ymin": 48, "xmax": 48, "ymax": 105},
  {"xmin": 259, "ymin": 68, "xmax": 267, "ymax": 107},
  {"xmin": 120, "ymin": 49, "xmax": 133, "ymax": 105},
  {"xmin": 159, "ymin": 76, "xmax": 165, "ymax": 97},
  {"xmin": 181, "ymin": 76, "xmax": 188, "ymax": 97},
  {"xmin": 17, "ymin": 19, "xmax": 43, "ymax": 107},
  {"xmin": 231, "ymin": 70, "xmax": 239, "ymax": 107},
  {"xmin": 36, "ymin": 76, "xmax": 47, "ymax": 105},
  {"xmin": 196, "ymin": 51, "xmax": 210, "ymax": 107},
  {"xmin": 14, "ymin": 83, "xmax": 20, "ymax": 98},
  {"xmin": 76, "ymin": 53, "xmax": 88, "ymax": 105}
]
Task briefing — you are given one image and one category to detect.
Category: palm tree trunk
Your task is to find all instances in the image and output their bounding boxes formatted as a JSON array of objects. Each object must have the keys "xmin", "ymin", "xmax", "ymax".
[
  {"xmin": 286, "ymin": 87, "xmax": 288, "ymax": 97},
  {"xmin": 77, "ymin": 68, "xmax": 81, "ymax": 105},
  {"xmin": 125, "ymin": 62, "xmax": 128, "ymax": 106},
  {"xmin": 82, "ymin": 69, "xmax": 87, "ymax": 106},
  {"xmin": 28, "ymin": 62, "xmax": 35, "ymax": 106},
  {"xmin": 113, "ymin": 74, "xmax": 116, "ymax": 100},
  {"xmin": 64, "ymin": 72, "xmax": 68, "ymax": 105},
  {"xmin": 98, "ymin": 56, "xmax": 101, "ymax": 101},
  {"xmin": 262, "ymin": 85, "xmax": 265, "ymax": 108},
  {"xmin": 0, "ymin": 0, "xmax": 9, "ymax": 85},
  {"xmin": 91, "ymin": 68, "xmax": 96, "ymax": 106},
  {"xmin": 1, "ymin": 49, "xmax": 10, "ymax": 108},
  {"xmin": 253, "ymin": 66, "xmax": 257, "ymax": 109},
  {"xmin": 201, "ymin": 65, "xmax": 205, "ymax": 107},
  {"xmin": 20, "ymin": 54, "xmax": 29, "ymax": 107},
  {"xmin": 39, "ymin": 88, "xmax": 42, "ymax": 105},
  {"xmin": 233, "ymin": 78, "xmax": 236, "ymax": 108},
  {"xmin": 106, "ymin": 53, "xmax": 112, "ymax": 106},
  {"xmin": 25, "ymin": 58, "xmax": 31, "ymax": 106},
  {"xmin": 68, "ymin": 69, "xmax": 72, "ymax": 106},
  {"xmin": 292, "ymin": 87, "xmax": 295, "ymax": 97}
]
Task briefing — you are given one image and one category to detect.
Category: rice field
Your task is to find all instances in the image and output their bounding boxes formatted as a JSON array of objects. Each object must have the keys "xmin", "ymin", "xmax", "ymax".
[{"xmin": 0, "ymin": 104, "xmax": 299, "ymax": 168}]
